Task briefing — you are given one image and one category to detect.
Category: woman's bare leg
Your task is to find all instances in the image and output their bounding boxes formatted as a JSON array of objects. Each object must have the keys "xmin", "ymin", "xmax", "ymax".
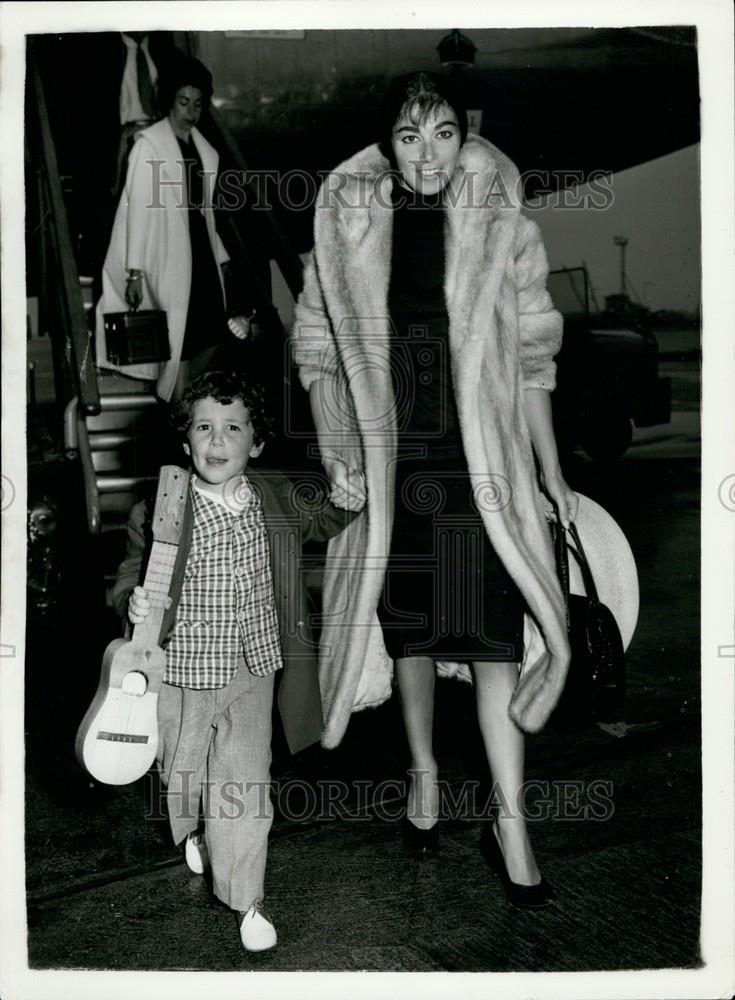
[
  {"xmin": 395, "ymin": 656, "xmax": 439, "ymax": 830},
  {"xmin": 473, "ymin": 660, "xmax": 541, "ymax": 885}
]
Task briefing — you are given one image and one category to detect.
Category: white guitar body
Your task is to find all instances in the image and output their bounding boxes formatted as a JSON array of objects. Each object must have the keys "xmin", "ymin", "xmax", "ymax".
[
  {"xmin": 75, "ymin": 466, "xmax": 188, "ymax": 785},
  {"xmin": 75, "ymin": 638, "xmax": 166, "ymax": 785}
]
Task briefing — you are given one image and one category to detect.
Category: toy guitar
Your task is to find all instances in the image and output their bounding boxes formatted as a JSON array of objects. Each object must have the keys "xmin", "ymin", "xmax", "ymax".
[{"xmin": 75, "ymin": 466, "xmax": 189, "ymax": 785}]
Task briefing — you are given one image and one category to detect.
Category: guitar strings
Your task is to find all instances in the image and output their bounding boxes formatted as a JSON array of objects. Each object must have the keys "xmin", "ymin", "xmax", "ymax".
[
  {"xmin": 134, "ymin": 543, "xmax": 177, "ymax": 643},
  {"xmin": 125, "ymin": 543, "xmax": 177, "ymax": 749}
]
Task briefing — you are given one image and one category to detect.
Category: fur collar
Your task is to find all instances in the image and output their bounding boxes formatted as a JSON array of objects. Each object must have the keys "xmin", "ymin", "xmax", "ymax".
[{"xmin": 318, "ymin": 133, "xmax": 522, "ymax": 241}]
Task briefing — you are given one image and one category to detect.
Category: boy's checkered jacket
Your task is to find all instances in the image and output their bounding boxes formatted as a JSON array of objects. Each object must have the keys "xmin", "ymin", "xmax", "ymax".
[
  {"xmin": 164, "ymin": 482, "xmax": 283, "ymax": 688},
  {"xmin": 112, "ymin": 466, "xmax": 360, "ymax": 754}
]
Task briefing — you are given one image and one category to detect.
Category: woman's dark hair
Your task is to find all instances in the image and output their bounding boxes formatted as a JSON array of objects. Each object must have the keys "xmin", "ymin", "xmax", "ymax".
[
  {"xmin": 172, "ymin": 370, "xmax": 275, "ymax": 447},
  {"xmin": 378, "ymin": 71, "xmax": 468, "ymax": 165},
  {"xmin": 157, "ymin": 53, "xmax": 214, "ymax": 115}
]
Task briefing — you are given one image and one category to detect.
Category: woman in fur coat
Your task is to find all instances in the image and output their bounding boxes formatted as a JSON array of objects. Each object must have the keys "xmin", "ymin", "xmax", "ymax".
[
  {"xmin": 291, "ymin": 72, "xmax": 578, "ymax": 904},
  {"xmin": 95, "ymin": 55, "xmax": 249, "ymax": 402}
]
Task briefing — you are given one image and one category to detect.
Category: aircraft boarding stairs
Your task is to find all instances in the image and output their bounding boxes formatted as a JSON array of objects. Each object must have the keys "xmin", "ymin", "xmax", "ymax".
[{"xmin": 62, "ymin": 374, "xmax": 163, "ymax": 591}]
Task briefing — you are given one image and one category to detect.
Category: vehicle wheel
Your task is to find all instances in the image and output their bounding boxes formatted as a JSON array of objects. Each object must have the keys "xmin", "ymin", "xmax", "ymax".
[{"xmin": 579, "ymin": 408, "xmax": 633, "ymax": 463}]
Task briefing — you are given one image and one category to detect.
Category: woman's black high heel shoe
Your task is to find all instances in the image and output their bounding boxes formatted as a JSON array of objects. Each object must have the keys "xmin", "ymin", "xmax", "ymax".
[
  {"xmin": 402, "ymin": 769, "xmax": 440, "ymax": 856},
  {"xmin": 402, "ymin": 816, "xmax": 439, "ymax": 856},
  {"xmin": 479, "ymin": 823, "xmax": 555, "ymax": 908}
]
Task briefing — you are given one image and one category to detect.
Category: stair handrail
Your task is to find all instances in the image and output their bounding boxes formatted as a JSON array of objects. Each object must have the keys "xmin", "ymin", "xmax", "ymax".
[
  {"xmin": 63, "ymin": 396, "xmax": 101, "ymax": 535},
  {"xmin": 29, "ymin": 44, "xmax": 101, "ymax": 416}
]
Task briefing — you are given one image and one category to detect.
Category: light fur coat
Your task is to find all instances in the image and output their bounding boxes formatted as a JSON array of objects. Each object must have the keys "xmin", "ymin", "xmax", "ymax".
[
  {"xmin": 95, "ymin": 119, "xmax": 229, "ymax": 401},
  {"xmin": 291, "ymin": 134, "xmax": 570, "ymax": 748}
]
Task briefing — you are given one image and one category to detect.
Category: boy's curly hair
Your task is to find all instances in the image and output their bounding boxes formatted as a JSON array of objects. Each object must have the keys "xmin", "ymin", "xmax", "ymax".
[{"xmin": 172, "ymin": 371, "xmax": 275, "ymax": 446}]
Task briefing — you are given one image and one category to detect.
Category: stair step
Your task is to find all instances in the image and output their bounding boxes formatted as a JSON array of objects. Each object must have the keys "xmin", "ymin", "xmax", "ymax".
[
  {"xmin": 89, "ymin": 431, "xmax": 134, "ymax": 451},
  {"xmin": 96, "ymin": 474, "xmax": 157, "ymax": 494},
  {"xmin": 86, "ymin": 393, "xmax": 162, "ymax": 433},
  {"xmin": 100, "ymin": 523, "xmax": 129, "ymax": 535},
  {"xmin": 98, "ymin": 393, "xmax": 159, "ymax": 412}
]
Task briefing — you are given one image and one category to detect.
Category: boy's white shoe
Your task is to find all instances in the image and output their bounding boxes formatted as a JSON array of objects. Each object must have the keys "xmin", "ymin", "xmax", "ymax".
[
  {"xmin": 238, "ymin": 900, "xmax": 277, "ymax": 951},
  {"xmin": 184, "ymin": 831, "xmax": 210, "ymax": 875}
]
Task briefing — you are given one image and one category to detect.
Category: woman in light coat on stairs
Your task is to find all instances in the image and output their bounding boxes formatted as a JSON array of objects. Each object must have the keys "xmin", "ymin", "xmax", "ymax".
[{"xmin": 95, "ymin": 55, "xmax": 250, "ymax": 403}]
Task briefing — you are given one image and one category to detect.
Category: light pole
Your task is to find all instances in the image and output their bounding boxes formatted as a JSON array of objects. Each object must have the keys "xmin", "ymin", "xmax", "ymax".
[
  {"xmin": 613, "ymin": 235, "xmax": 628, "ymax": 297},
  {"xmin": 436, "ymin": 29, "xmax": 477, "ymax": 70}
]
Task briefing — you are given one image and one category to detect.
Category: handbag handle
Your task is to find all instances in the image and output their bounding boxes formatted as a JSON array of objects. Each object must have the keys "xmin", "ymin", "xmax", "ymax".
[
  {"xmin": 566, "ymin": 521, "xmax": 600, "ymax": 602},
  {"xmin": 551, "ymin": 503, "xmax": 600, "ymax": 617},
  {"xmin": 554, "ymin": 510, "xmax": 570, "ymax": 600},
  {"xmin": 552, "ymin": 504, "xmax": 571, "ymax": 630}
]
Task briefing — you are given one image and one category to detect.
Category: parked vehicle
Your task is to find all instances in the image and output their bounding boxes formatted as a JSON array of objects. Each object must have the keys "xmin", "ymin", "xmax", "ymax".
[{"xmin": 549, "ymin": 267, "xmax": 671, "ymax": 462}]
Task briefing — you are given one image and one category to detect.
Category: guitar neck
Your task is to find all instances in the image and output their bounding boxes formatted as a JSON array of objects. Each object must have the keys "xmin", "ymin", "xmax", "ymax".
[
  {"xmin": 130, "ymin": 466, "xmax": 189, "ymax": 647},
  {"xmin": 133, "ymin": 540, "xmax": 179, "ymax": 646}
]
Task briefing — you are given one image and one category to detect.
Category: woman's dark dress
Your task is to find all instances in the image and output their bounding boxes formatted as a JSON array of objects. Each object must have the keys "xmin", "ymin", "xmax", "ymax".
[
  {"xmin": 176, "ymin": 136, "xmax": 227, "ymax": 360},
  {"xmin": 377, "ymin": 182, "xmax": 525, "ymax": 662}
]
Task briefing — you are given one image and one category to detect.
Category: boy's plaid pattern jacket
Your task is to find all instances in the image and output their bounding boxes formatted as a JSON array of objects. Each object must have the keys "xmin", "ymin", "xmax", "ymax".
[{"xmin": 164, "ymin": 480, "xmax": 284, "ymax": 688}]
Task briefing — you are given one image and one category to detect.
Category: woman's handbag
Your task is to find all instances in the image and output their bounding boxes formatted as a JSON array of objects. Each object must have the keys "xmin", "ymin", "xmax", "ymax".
[
  {"xmin": 550, "ymin": 513, "xmax": 626, "ymax": 727},
  {"xmin": 104, "ymin": 309, "xmax": 169, "ymax": 365}
]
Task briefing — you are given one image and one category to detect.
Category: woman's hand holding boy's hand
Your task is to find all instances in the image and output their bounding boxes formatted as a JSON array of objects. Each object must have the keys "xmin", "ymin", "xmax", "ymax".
[
  {"xmin": 128, "ymin": 585, "xmax": 151, "ymax": 625},
  {"xmin": 323, "ymin": 454, "xmax": 366, "ymax": 512}
]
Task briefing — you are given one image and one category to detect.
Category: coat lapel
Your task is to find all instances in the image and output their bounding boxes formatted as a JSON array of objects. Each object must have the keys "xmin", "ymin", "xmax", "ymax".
[
  {"xmin": 143, "ymin": 120, "xmax": 219, "ymax": 208},
  {"xmin": 314, "ymin": 165, "xmax": 395, "ymax": 444},
  {"xmin": 247, "ymin": 468, "xmax": 291, "ymax": 594}
]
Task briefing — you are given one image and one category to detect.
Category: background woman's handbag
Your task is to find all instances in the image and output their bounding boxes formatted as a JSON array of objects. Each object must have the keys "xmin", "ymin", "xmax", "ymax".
[
  {"xmin": 550, "ymin": 514, "xmax": 626, "ymax": 727},
  {"xmin": 104, "ymin": 309, "xmax": 169, "ymax": 365}
]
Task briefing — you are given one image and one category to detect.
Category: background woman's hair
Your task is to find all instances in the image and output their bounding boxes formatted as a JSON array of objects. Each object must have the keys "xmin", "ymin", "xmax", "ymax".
[
  {"xmin": 172, "ymin": 370, "xmax": 275, "ymax": 446},
  {"xmin": 157, "ymin": 53, "xmax": 214, "ymax": 115},
  {"xmin": 378, "ymin": 71, "xmax": 468, "ymax": 165}
]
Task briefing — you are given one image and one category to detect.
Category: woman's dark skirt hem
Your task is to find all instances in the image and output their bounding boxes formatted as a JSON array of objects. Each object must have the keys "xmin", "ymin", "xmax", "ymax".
[{"xmin": 377, "ymin": 456, "xmax": 525, "ymax": 663}]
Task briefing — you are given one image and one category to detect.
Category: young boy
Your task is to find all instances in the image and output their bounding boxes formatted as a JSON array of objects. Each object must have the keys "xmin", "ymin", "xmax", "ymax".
[{"xmin": 112, "ymin": 370, "xmax": 365, "ymax": 951}]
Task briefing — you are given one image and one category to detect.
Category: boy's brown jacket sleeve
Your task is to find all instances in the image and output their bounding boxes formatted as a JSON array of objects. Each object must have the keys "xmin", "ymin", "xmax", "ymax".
[
  {"xmin": 301, "ymin": 495, "xmax": 361, "ymax": 545},
  {"xmin": 265, "ymin": 470, "xmax": 361, "ymax": 544},
  {"xmin": 110, "ymin": 499, "xmax": 151, "ymax": 620}
]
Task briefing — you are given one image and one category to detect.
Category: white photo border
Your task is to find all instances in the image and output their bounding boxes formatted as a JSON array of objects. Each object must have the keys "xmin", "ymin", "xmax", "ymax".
[{"xmin": 1, "ymin": 2, "xmax": 733, "ymax": 998}]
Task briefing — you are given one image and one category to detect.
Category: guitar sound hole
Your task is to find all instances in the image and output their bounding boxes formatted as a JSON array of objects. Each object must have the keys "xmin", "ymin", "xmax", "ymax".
[{"xmin": 121, "ymin": 671, "xmax": 148, "ymax": 696}]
